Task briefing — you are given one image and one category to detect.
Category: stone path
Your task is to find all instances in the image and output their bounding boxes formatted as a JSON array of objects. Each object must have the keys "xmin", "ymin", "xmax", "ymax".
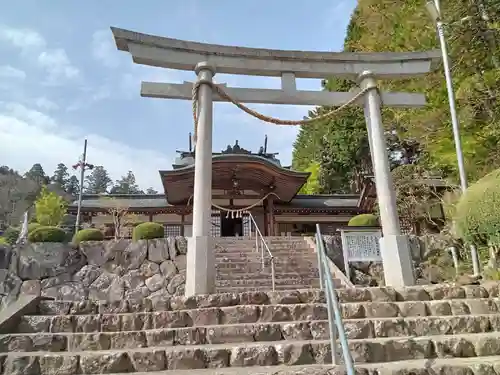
[{"xmin": 3, "ymin": 284, "xmax": 500, "ymax": 373}]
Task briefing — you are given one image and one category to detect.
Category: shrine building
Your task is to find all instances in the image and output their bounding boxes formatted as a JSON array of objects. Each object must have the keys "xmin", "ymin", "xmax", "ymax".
[{"xmin": 67, "ymin": 140, "xmax": 387, "ymax": 238}]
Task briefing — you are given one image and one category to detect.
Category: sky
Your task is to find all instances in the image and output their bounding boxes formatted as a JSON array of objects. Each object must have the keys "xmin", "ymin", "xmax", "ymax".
[{"xmin": 0, "ymin": 0, "xmax": 357, "ymax": 191}]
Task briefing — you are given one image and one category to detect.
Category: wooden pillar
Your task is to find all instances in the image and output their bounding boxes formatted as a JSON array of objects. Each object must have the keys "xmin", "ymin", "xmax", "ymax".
[
  {"xmin": 148, "ymin": 214, "xmax": 153, "ymax": 222},
  {"xmin": 181, "ymin": 214, "xmax": 185, "ymax": 236},
  {"xmin": 268, "ymin": 197, "xmax": 275, "ymax": 236},
  {"xmin": 262, "ymin": 200, "xmax": 269, "ymax": 236}
]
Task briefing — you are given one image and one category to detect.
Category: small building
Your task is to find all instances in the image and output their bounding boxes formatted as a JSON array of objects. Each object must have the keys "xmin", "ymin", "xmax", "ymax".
[{"xmin": 68, "ymin": 140, "xmax": 376, "ymax": 238}]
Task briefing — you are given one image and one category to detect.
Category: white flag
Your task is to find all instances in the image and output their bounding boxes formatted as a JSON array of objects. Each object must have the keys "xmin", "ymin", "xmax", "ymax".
[{"xmin": 16, "ymin": 211, "xmax": 28, "ymax": 244}]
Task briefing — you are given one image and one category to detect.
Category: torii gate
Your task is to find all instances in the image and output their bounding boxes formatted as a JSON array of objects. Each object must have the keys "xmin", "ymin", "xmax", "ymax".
[{"xmin": 111, "ymin": 27, "xmax": 440, "ymax": 295}]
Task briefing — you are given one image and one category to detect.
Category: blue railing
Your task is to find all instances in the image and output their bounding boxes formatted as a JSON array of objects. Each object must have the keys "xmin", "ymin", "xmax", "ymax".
[{"xmin": 315, "ymin": 223, "xmax": 355, "ymax": 373}]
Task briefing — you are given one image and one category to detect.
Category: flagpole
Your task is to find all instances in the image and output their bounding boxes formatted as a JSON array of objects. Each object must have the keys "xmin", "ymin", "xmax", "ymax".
[{"xmin": 74, "ymin": 139, "xmax": 88, "ymax": 233}]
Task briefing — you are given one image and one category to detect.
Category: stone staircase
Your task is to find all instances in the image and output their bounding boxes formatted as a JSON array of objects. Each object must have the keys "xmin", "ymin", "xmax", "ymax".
[
  {"xmin": 2, "ymin": 284, "xmax": 500, "ymax": 374},
  {"xmin": 214, "ymin": 236, "xmax": 332, "ymax": 293}
]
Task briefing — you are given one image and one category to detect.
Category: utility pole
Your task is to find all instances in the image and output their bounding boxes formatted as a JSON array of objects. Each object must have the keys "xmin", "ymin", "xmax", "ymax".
[
  {"xmin": 426, "ymin": 0, "xmax": 481, "ymax": 276},
  {"xmin": 72, "ymin": 139, "xmax": 94, "ymax": 233}
]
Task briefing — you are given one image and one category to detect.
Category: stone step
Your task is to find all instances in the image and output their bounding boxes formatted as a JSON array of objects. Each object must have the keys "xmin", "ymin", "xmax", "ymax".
[
  {"xmin": 17, "ymin": 300, "xmax": 500, "ymax": 333},
  {"xmin": 215, "ymin": 269, "xmax": 319, "ymax": 277},
  {"xmin": 215, "ymin": 248, "xmax": 316, "ymax": 256},
  {"xmin": 215, "ymin": 272, "xmax": 320, "ymax": 280},
  {"xmin": 7, "ymin": 313, "xmax": 499, "ymax": 352},
  {"xmin": 216, "ymin": 261, "xmax": 318, "ymax": 270},
  {"xmin": 4, "ymin": 333, "xmax": 500, "ymax": 372},
  {"xmin": 215, "ymin": 253, "xmax": 317, "ymax": 260},
  {"xmin": 215, "ymin": 244, "xmax": 311, "ymax": 250},
  {"xmin": 31, "ymin": 285, "xmax": 500, "ymax": 316},
  {"xmin": 36, "ymin": 356, "xmax": 500, "ymax": 375},
  {"xmin": 215, "ymin": 278, "xmax": 321, "ymax": 288},
  {"xmin": 215, "ymin": 285, "xmax": 324, "ymax": 293}
]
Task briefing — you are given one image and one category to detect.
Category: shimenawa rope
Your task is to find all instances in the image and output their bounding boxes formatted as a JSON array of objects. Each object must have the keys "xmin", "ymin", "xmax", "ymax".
[{"xmin": 191, "ymin": 79, "xmax": 370, "ymax": 143}]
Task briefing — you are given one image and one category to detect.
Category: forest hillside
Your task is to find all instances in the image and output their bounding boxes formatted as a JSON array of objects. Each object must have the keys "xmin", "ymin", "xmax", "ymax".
[{"xmin": 292, "ymin": 0, "xmax": 500, "ymax": 194}]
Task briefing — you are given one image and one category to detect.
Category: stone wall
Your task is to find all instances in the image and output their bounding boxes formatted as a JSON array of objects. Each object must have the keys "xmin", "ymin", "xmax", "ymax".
[
  {"xmin": 322, "ymin": 232, "xmax": 457, "ymax": 286},
  {"xmin": 0, "ymin": 237, "xmax": 187, "ymax": 308}
]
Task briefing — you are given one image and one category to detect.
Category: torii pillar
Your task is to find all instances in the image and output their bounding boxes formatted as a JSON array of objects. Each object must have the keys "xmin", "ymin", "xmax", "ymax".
[{"xmin": 185, "ymin": 62, "xmax": 217, "ymax": 296}]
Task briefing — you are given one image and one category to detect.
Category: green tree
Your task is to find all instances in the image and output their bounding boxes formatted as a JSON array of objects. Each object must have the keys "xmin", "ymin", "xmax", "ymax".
[
  {"xmin": 299, "ymin": 162, "xmax": 321, "ymax": 194},
  {"xmin": 110, "ymin": 171, "xmax": 143, "ymax": 194},
  {"xmin": 34, "ymin": 186, "xmax": 68, "ymax": 226},
  {"xmin": 51, "ymin": 163, "xmax": 70, "ymax": 189},
  {"xmin": 25, "ymin": 163, "xmax": 49, "ymax": 186},
  {"xmin": 146, "ymin": 187, "xmax": 159, "ymax": 194},
  {"xmin": 292, "ymin": 0, "xmax": 500, "ymax": 189},
  {"xmin": 84, "ymin": 166, "xmax": 112, "ymax": 194},
  {"xmin": 66, "ymin": 175, "xmax": 80, "ymax": 198}
]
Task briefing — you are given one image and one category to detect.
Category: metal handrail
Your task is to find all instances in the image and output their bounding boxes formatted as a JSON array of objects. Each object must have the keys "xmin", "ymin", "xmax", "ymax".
[
  {"xmin": 316, "ymin": 224, "xmax": 355, "ymax": 373},
  {"xmin": 248, "ymin": 213, "xmax": 276, "ymax": 291}
]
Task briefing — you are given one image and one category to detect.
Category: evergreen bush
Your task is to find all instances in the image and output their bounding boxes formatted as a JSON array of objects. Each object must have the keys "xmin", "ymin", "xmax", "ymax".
[
  {"xmin": 28, "ymin": 223, "xmax": 41, "ymax": 233},
  {"xmin": 132, "ymin": 222, "xmax": 165, "ymax": 241},
  {"xmin": 348, "ymin": 214, "xmax": 379, "ymax": 227},
  {"xmin": 453, "ymin": 169, "xmax": 500, "ymax": 246},
  {"xmin": 28, "ymin": 226, "xmax": 66, "ymax": 243},
  {"xmin": 72, "ymin": 228, "xmax": 104, "ymax": 244},
  {"xmin": 3, "ymin": 227, "xmax": 20, "ymax": 245}
]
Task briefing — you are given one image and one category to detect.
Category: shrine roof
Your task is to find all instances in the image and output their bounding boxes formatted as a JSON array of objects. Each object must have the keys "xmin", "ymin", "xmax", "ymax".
[
  {"xmin": 69, "ymin": 193, "xmax": 361, "ymax": 211},
  {"xmin": 160, "ymin": 154, "xmax": 310, "ymax": 204}
]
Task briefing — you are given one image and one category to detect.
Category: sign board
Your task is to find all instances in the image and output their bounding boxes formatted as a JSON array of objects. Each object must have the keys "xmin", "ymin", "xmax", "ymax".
[{"xmin": 339, "ymin": 229, "xmax": 382, "ymax": 282}]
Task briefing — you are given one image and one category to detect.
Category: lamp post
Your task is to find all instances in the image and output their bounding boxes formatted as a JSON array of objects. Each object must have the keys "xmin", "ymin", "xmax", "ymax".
[
  {"xmin": 426, "ymin": 0, "xmax": 480, "ymax": 276},
  {"xmin": 72, "ymin": 139, "xmax": 94, "ymax": 233}
]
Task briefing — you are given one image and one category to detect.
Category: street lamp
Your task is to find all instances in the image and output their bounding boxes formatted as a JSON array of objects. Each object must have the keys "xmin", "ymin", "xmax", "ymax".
[{"xmin": 426, "ymin": 0, "xmax": 481, "ymax": 276}]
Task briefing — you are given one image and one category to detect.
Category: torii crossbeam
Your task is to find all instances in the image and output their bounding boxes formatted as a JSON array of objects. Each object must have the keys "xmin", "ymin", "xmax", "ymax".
[{"xmin": 111, "ymin": 26, "xmax": 441, "ymax": 294}]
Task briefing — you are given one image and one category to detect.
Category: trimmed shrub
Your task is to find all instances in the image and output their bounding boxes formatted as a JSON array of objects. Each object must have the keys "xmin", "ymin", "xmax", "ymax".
[
  {"xmin": 0, "ymin": 237, "xmax": 8, "ymax": 245},
  {"xmin": 28, "ymin": 226, "xmax": 66, "ymax": 243},
  {"xmin": 3, "ymin": 227, "xmax": 20, "ymax": 245},
  {"xmin": 454, "ymin": 168, "xmax": 500, "ymax": 245},
  {"xmin": 132, "ymin": 222, "xmax": 165, "ymax": 241},
  {"xmin": 28, "ymin": 223, "xmax": 41, "ymax": 233},
  {"xmin": 73, "ymin": 228, "xmax": 104, "ymax": 244},
  {"xmin": 348, "ymin": 214, "xmax": 379, "ymax": 227}
]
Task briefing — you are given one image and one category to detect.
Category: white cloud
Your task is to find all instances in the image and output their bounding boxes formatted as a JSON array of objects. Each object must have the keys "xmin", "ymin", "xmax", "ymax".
[
  {"xmin": 3, "ymin": 103, "xmax": 58, "ymax": 130},
  {"xmin": 0, "ymin": 25, "xmax": 46, "ymax": 50},
  {"xmin": 37, "ymin": 49, "xmax": 80, "ymax": 82},
  {"xmin": 0, "ymin": 102, "xmax": 173, "ymax": 190},
  {"xmin": 0, "ymin": 65, "xmax": 26, "ymax": 80},
  {"xmin": 35, "ymin": 97, "xmax": 59, "ymax": 111},
  {"xmin": 0, "ymin": 25, "xmax": 80, "ymax": 84},
  {"xmin": 91, "ymin": 29, "xmax": 121, "ymax": 68}
]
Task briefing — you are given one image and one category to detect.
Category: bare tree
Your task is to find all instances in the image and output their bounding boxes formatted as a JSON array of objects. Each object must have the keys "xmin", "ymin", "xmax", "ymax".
[{"xmin": 98, "ymin": 197, "xmax": 136, "ymax": 239}]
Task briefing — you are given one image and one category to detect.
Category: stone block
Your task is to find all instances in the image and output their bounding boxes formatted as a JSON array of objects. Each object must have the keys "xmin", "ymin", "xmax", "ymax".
[{"xmin": 184, "ymin": 236, "xmax": 215, "ymax": 296}]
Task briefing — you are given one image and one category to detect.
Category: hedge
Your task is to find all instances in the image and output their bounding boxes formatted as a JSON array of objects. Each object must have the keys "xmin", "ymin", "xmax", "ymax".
[
  {"xmin": 28, "ymin": 226, "xmax": 67, "ymax": 243},
  {"xmin": 453, "ymin": 168, "xmax": 500, "ymax": 245},
  {"xmin": 73, "ymin": 228, "xmax": 104, "ymax": 244},
  {"xmin": 132, "ymin": 222, "xmax": 165, "ymax": 241},
  {"xmin": 28, "ymin": 223, "xmax": 41, "ymax": 233},
  {"xmin": 348, "ymin": 214, "xmax": 379, "ymax": 227},
  {"xmin": 0, "ymin": 237, "xmax": 8, "ymax": 245}
]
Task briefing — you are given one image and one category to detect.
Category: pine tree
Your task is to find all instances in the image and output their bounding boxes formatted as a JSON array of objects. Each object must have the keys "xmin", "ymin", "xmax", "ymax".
[
  {"xmin": 25, "ymin": 163, "xmax": 49, "ymax": 186},
  {"xmin": 110, "ymin": 171, "xmax": 143, "ymax": 194},
  {"xmin": 84, "ymin": 166, "xmax": 112, "ymax": 194},
  {"xmin": 66, "ymin": 176, "xmax": 80, "ymax": 198},
  {"xmin": 51, "ymin": 163, "xmax": 70, "ymax": 189}
]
